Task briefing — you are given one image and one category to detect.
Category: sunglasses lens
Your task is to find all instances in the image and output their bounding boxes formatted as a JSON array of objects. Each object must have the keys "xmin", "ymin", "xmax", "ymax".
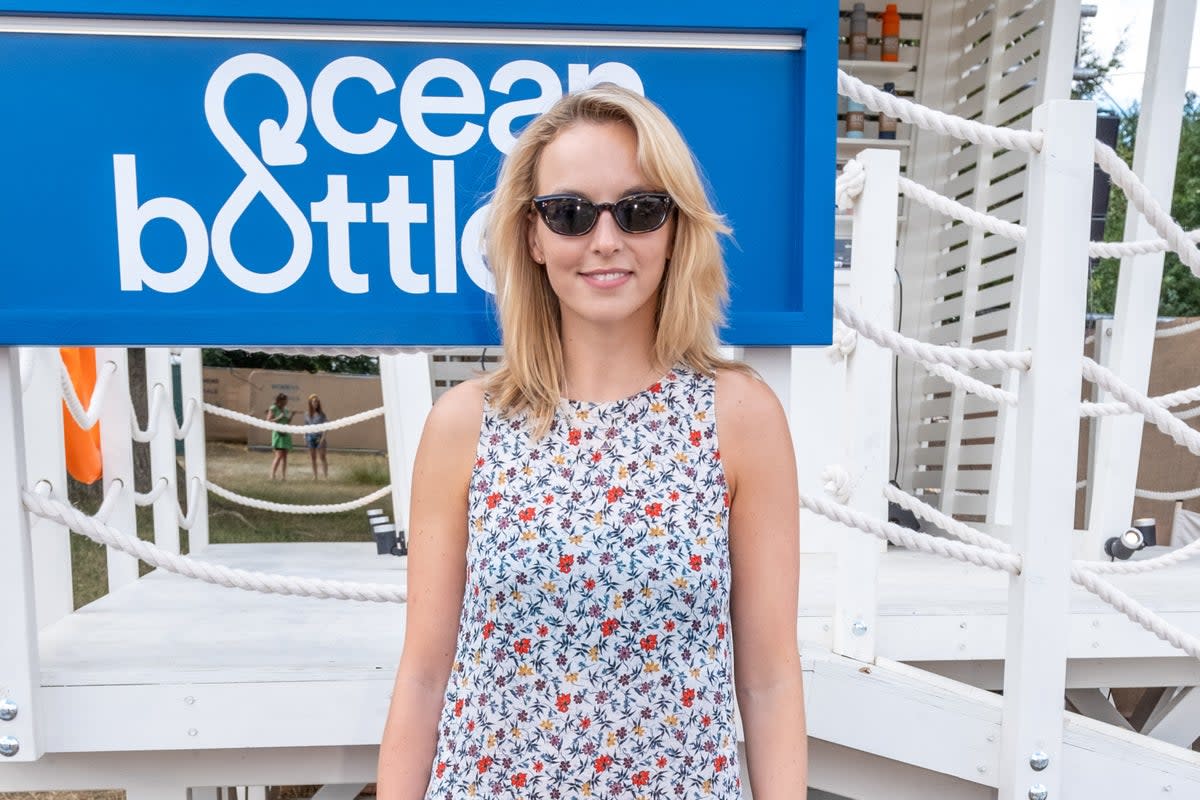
[
  {"xmin": 539, "ymin": 197, "xmax": 597, "ymax": 236},
  {"xmin": 615, "ymin": 194, "xmax": 672, "ymax": 233}
]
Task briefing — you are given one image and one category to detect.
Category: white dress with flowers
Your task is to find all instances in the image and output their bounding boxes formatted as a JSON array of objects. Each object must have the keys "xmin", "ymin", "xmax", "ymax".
[{"xmin": 424, "ymin": 365, "xmax": 741, "ymax": 800}]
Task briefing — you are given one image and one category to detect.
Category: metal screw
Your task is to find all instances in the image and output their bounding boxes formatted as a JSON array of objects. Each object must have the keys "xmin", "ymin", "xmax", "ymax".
[
  {"xmin": 0, "ymin": 698, "xmax": 16, "ymax": 721},
  {"xmin": 977, "ymin": 765, "xmax": 988, "ymax": 774},
  {"xmin": 987, "ymin": 733, "xmax": 997, "ymax": 742},
  {"xmin": 1030, "ymin": 751, "xmax": 1050, "ymax": 771},
  {"xmin": 187, "ymin": 728, "xmax": 198, "ymax": 737},
  {"xmin": 0, "ymin": 736, "xmax": 18, "ymax": 757},
  {"xmin": 851, "ymin": 619, "xmax": 869, "ymax": 637},
  {"xmin": 184, "ymin": 696, "xmax": 196, "ymax": 705},
  {"xmin": 1028, "ymin": 784, "xmax": 1048, "ymax": 800},
  {"xmin": 1163, "ymin": 786, "xmax": 1172, "ymax": 793}
]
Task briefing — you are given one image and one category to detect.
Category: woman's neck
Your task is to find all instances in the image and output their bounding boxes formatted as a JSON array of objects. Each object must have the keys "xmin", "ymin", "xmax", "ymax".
[{"xmin": 559, "ymin": 316, "xmax": 661, "ymax": 404}]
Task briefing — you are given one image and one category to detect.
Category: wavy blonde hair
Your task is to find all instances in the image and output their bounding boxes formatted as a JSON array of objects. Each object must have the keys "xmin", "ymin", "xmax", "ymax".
[{"xmin": 484, "ymin": 84, "xmax": 745, "ymax": 436}]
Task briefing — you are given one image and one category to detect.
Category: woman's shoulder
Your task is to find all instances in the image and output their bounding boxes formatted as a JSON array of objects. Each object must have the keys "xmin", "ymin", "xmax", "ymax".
[
  {"xmin": 713, "ymin": 367, "xmax": 789, "ymax": 441},
  {"xmin": 424, "ymin": 377, "xmax": 488, "ymax": 440}
]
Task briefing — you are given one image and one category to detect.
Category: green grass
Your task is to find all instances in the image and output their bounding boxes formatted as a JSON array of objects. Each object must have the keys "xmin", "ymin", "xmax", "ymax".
[{"xmin": 68, "ymin": 442, "xmax": 394, "ymax": 610}]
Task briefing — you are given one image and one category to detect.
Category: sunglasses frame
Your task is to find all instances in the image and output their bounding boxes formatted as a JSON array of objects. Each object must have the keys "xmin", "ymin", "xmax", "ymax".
[{"xmin": 531, "ymin": 192, "xmax": 675, "ymax": 236}]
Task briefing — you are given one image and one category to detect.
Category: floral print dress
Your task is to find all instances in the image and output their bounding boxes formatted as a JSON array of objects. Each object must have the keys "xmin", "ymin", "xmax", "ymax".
[{"xmin": 425, "ymin": 365, "xmax": 741, "ymax": 800}]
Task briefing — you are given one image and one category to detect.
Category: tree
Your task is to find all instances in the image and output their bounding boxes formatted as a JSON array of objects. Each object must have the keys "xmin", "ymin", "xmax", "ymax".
[
  {"xmin": 202, "ymin": 348, "xmax": 380, "ymax": 375},
  {"xmin": 1089, "ymin": 92, "xmax": 1200, "ymax": 317}
]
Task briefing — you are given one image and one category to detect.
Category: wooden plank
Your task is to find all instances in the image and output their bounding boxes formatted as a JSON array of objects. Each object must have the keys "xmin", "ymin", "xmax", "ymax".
[{"xmin": 914, "ymin": 445, "xmax": 994, "ymax": 467}]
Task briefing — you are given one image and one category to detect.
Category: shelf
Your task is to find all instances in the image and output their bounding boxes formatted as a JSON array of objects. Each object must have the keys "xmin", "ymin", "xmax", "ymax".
[
  {"xmin": 837, "ymin": 137, "xmax": 910, "ymax": 163},
  {"xmin": 838, "ymin": 59, "xmax": 916, "ymax": 82}
]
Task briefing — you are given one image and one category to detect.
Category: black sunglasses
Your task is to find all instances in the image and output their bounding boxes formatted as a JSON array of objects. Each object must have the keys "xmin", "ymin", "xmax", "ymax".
[{"xmin": 531, "ymin": 192, "xmax": 675, "ymax": 236}]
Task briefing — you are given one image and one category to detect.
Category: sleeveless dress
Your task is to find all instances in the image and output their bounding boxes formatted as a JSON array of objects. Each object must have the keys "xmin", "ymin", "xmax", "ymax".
[{"xmin": 424, "ymin": 365, "xmax": 742, "ymax": 800}]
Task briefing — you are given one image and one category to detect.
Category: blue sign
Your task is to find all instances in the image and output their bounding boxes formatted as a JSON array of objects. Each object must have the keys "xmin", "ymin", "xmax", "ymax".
[{"xmin": 0, "ymin": 8, "xmax": 834, "ymax": 346}]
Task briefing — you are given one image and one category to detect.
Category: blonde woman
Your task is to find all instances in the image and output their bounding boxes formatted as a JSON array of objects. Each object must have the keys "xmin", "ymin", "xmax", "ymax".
[
  {"xmin": 379, "ymin": 85, "xmax": 806, "ymax": 799},
  {"xmin": 305, "ymin": 393, "xmax": 329, "ymax": 479}
]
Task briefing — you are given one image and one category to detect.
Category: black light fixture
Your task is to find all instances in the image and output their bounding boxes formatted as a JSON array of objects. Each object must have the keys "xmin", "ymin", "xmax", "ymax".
[{"xmin": 1104, "ymin": 527, "xmax": 1145, "ymax": 561}]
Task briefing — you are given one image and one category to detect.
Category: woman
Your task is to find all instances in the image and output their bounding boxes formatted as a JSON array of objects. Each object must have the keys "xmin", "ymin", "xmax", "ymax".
[
  {"xmin": 305, "ymin": 393, "xmax": 329, "ymax": 479},
  {"xmin": 266, "ymin": 392, "xmax": 293, "ymax": 480},
  {"xmin": 378, "ymin": 85, "xmax": 805, "ymax": 798}
]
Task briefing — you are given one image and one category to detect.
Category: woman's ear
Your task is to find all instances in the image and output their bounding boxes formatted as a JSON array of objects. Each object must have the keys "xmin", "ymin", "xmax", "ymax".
[{"xmin": 527, "ymin": 214, "xmax": 545, "ymax": 264}]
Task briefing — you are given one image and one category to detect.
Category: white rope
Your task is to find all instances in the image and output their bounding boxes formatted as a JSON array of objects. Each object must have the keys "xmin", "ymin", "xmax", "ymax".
[
  {"xmin": 923, "ymin": 361, "xmax": 1018, "ymax": 406},
  {"xmin": 60, "ymin": 357, "xmax": 118, "ymax": 431},
  {"xmin": 837, "ymin": 70, "xmax": 1044, "ymax": 154},
  {"xmin": 1094, "ymin": 141, "xmax": 1200, "ymax": 276},
  {"xmin": 1175, "ymin": 404, "xmax": 1200, "ymax": 422},
  {"xmin": 131, "ymin": 385, "xmax": 201, "ymax": 443},
  {"xmin": 1081, "ymin": 382, "xmax": 1200, "ymax": 418},
  {"xmin": 821, "ymin": 465, "xmax": 854, "ymax": 505},
  {"xmin": 204, "ymin": 402, "xmax": 384, "ymax": 434},
  {"xmin": 1070, "ymin": 564, "xmax": 1200, "ymax": 660},
  {"xmin": 836, "ymin": 159, "xmax": 867, "ymax": 212},
  {"xmin": 801, "ymin": 489, "xmax": 1022, "ymax": 574},
  {"xmin": 827, "ymin": 321, "xmax": 859, "ymax": 363},
  {"xmin": 91, "ymin": 477, "xmax": 126, "ymax": 524},
  {"xmin": 1134, "ymin": 486, "xmax": 1200, "ymax": 502},
  {"xmin": 882, "ymin": 483, "xmax": 1014, "ymax": 553},
  {"xmin": 206, "ymin": 479, "xmax": 392, "ymax": 514},
  {"xmin": 1081, "ymin": 537, "xmax": 1200, "ymax": 575},
  {"xmin": 133, "ymin": 477, "xmax": 169, "ymax": 507},
  {"xmin": 835, "ymin": 300, "xmax": 1033, "ymax": 371},
  {"xmin": 227, "ymin": 346, "xmax": 417, "ymax": 356},
  {"xmin": 1089, "ymin": 229, "xmax": 1200, "ymax": 259},
  {"xmin": 1156, "ymin": 319, "xmax": 1200, "ymax": 339},
  {"xmin": 1081, "ymin": 357, "xmax": 1200, "ymax": 456},
  {"xmin": 21, "ymin": 487, "xmax": 407, "ymax": 603}
]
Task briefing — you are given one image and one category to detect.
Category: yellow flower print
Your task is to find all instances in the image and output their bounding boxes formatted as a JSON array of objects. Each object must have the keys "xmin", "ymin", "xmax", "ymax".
[
  {"xmin": 644, "ymin": 661, "xmax": 660, "ymax": 673},
  {"xmin": 576, "ymin": 409, "xmax": 590, "ymax": 421},
  {"xmin": 517, "ymin": 664, "xmax": 534, "ymax": 677},
  {"xmin": 641, "ymin": 586, "xmax": 653, "ymax": 598},
  {"xmin": 589, "ymin": 646, "xmax": 599, "ymax": 662},
  {"xmin": 633, "ymin": 724, "xmax": 645, "ymax": 737},
  {"xmin": 674, "ymin": 452, "xmax": 689, "ymax": 463},
  {"xmin": 613, "ymin": 595, "xmax": 624, "ymax": 609},
  {"xmin": 664, "ymin": 714, "xmax": 679, "ymax": 726},
  {"xmin": 644, "ymin": 458, "xmax": 657, "ymax": 470},
  {"xmin": 542, "ymin": 581, "xmax": 556, "ymax": 593},
  {"xmin": 522, "ymin": 465, "xmax": 533, "ymax": 476},
  {"xmin": 539, "ymin": 719, "xmax": 554, "ymax": 731},
  {"xmin": 649, "ymin": 526, "xmax": 665, "ymax": 538},
  {"xmin": 593, "ymin": 511, "xmax": 604, "ymax": 525},
  {"xmin": 569, "ymin": 534, "xmax": 583, "ymax": 545},
  {"xmin": 566, "ymin": 672, "xmax": 579, "ymax": 684},
  {"xmin": 521, "ymin": 530, "xmax": 537, "ymax": 541},
  {"xmin": 618, "ymin": 465, "xmax": 629, "ymax": 480},
  {"xmin": 694, "ymin": 410, "xmax": 707, "ymax": 421},
  {"xmin": 703, "ymin": 779, "xmax": 712, "ymax": 794},
  {"xmin": 489, "ymin": 598, "xmax": 497, "ymax": 612},
  {"xmin": 581, "ymin": 783, "xmax": 592, "ymax": 797},
  {"xmin": 553, "ymin": 454, "xmax": 565, "ymax": 465},
  {"xmin": 697, "ymin": 535, "xmax": 708, "ymax": 546},
  {"xmin": 486, "ymin": 733, "xmax": 496, "ymax": 748},
  {"xmin": 606, "ymin": 732, "xmax": 618, "ymax": 747},
  {"xmin": 650, "ymin": 401, "xmax": 665, "ymax": 413},
  {"xmin": 497, "ymin": 472, "xmax": 507, "ymax": 486},
  {"xmin": 674, "ymin": 577, "xmax": 689, "ymax": 588}
]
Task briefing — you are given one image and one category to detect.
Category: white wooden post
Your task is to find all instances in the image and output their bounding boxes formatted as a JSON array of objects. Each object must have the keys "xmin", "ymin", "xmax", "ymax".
[
  {"xmin": 21, "ymin": 348, "xmax": 74, "ymax": 628},
  {"xmin": 379, "ymin": 353, "xmax": 434, "ymax": 535},
  {"xmin": 96, "ymin": 347, "xmax": 139, "ymax": 589},
  {"xmin": 1087, "ymin": 0, "xmax": 1198, "ymax": 542},
  {"xmin": 146, "ymin": 347, "xmax": 180, "ymax": 554},
  {"xmin": 998, "ymin": 100, "xmax": 1095, "ymax": 800},
  {"xmin": 0, "ymin": 347, "xmax": 43, "ymax": 761},
  {"xmin": 833, "ymin": 149, "xmax": 898, "ymax": 662},
  {"xmin": 180, "ymin": 348, "xmax": 209, "ymax": 552}
]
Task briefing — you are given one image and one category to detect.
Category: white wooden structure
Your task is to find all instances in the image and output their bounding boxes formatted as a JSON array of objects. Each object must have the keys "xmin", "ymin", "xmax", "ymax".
[{"xmin": 5, "ymin": 1, "xmax": 1200, "ymax": 798}]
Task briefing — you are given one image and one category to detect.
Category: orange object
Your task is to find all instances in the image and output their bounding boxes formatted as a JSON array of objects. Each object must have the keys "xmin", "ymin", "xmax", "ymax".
[
  {"xmin": 61, "ymin": 347, "xmax": 103, "ymax": 484},
  {"xmin": 881, "ymin": 4, "xmax": 901, "ymax": 62}
]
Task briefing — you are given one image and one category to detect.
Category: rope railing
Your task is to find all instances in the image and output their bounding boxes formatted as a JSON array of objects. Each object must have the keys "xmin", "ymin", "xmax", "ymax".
[
  {"xmin": 1156, "ymin": 319, "xmax": 1200, "ymax": 339},
  {"xmin": 132, "ymin": 476, "xmax": 205, "ymax": 530},
  {"xmin": 60, "ymin": 357, "xmax": 118, "ymax": 431},
  {"xmin": 205, "ymin": 479, "xmax": 392, "ymax": 514},
  {"xmin": 1081, "ymin": 358, "xmax": 1200, "ymax": 456},
  {"xmin": 131, "ymin": 384, "xmax": 200, "ymax": 443},
  {"xmin": 22, "ymin": 483, "xmax": 407, "ymax": 603},
  {"xmin": 204, "ymin": 402, "xmax": 385, "ymax": 434}
]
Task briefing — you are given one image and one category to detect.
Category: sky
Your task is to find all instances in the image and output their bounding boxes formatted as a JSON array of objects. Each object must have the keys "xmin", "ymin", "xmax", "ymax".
[{"xmin": 1088, "ymin": 0, "xmax": 1200, "ymax": 113}]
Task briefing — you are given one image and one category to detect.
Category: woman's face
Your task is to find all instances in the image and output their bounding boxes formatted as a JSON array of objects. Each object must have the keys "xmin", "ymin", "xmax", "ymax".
[{"xmin": 528, "ymin": 121, "xmax": 674, "ymax": 333}]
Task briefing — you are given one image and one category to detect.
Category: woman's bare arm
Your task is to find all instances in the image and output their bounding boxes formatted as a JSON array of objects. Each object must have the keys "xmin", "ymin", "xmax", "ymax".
[
  {"xmin": 376, "ymin": 380, "xmax": 484, "ymax": 799},
  {"xmin": 717, "ymin": 369, "xmax": 807, "ymax": 799}
]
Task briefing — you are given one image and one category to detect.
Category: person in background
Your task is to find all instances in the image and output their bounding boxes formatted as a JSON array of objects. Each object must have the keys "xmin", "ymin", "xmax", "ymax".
[
  {"xmin": 306, "ymin": 393, "xmax": 329, "ymax": 479},
  {"xmin": 266, "ymin": 392, "xmax": 294, "ymax": 480}
]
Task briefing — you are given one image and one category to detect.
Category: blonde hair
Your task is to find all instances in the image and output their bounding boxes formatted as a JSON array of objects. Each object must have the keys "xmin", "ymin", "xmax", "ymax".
[{"xmin": 484, "ymin": 84, "xmax": 745, "ymax": 436}]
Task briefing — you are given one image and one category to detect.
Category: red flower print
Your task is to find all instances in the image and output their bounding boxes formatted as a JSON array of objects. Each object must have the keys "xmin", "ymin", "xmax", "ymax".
[
  {"xmin": 514, "ymin": 638, "xmax": 531, "ymax": 654},
  {"xmin": 645, "ymin": 502, "xmax": 662, "ymax": 517},
  {"xmin": 714, "ymin": 448, "xmax": 721, "ymax": 460},
  {"xmin": 717, "ymin": 622, "xmax": 727, "ymax": 640},
  {"xmin": 568, "ymin": 428, "xmax": 582, "ymax": 445},
  {"xmin": 580, "ymin": 716, "xmax": 591, "ymax": 730},
  {"xmin": 534, "ymin": 760, "xmax": 544, "ymax": 773},
  {"xmin": 632, "ymin": 770, "xmax": 650, "ymax": 787},
  {"xmin": 669, "ymin": 490, "xmax": 680, "ymax": 501},
  {"xmin": 454, "ymin": 698, "xmax": 465, "ymax": 717},
  {"xmin": 518, "ymin": 506, "xmax": 536, "ymax": 522},
  {"xmin": 689, "ymin": 554, "xmax": 703, "ymax": 571},
  {"xmin": 605, "ymin": 486, "xmax": 625, "ymax": 503},
  {"xmin": 723, "ymin": 491, "xmax": 731, "ymax": 508},
  {"xmin": 584, "ymin": 577, "xmax": 596, "ymax": 591},
  {"xmin": 591, "ymin": 450, "xmax": 602, "ymax": 463},
  {"xmin": 558, "ymin": 554, "xmax": 574, "ymax": 574},
  {"xmin": 436, "ymin": 761, "xmax": 446, "ymax": 778},
  {"xmin": 649, "ymin": 382, "xmax": 662, "ymax": 393},
  {"xmin": 640, "ymin": 634, "xmax": 658, "ymax": 651},
  {"xmin": 682, "ymin": 688, "xmax": 696, "ymax": 708},
  {"xmin": 543, "ymin": 493, "xmax": 554, "ymax": 504},
  {"xmin": 482, "ymin": 621, "xmax": 495, "ymax": 639},
  {"xmin": 656, "ymin": 756, "xmax": 668, "ymax": 768},
  {"xmin": 710, "ymin": 579, "xmax": 719, "ymax": 590},
  {"xmin": 601, "ymin": 618, "xmax": 620, "ymax": 636},
  {"xmin": 467, "ymin": 719, "xmax": 476, "ymax": 732},
  {"xmin": 486, "ymin": 492, "xmax": 502, "ymax": 509},
  {"xmin": 537, "ymin": 624, "xmax": 549, "ymax": 636},
  {"xmin": 477, "ymin": 755, "xmax": 492, "ymax": 773},
  {"xmin": 594, "ymin": 754, "xmax": 613, "ymax": 772},
  {"xmin": 475, "ymin": 456, "xmax": 484, "ymax": 468},
  {"xmin": 714, "ymin": 755, "xmax": 728, "ymax": 772},
  {"xmin": 556, "ymin": 693, "xmax": 571, "ymax": 712},
  {"xmin": 665, "ymin": 620, "xmax": 676, "ymax": 632},
  {"xmin": 702, "ymin": 715, "xmax": 712, "ymax": 727},
  {"xmin": 689, "ymin": 430, "xmax": 702, "ymax": 446},
  {"xmin": 511, "ymin": 773, "xmax": 527, "ymax": 787}
]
